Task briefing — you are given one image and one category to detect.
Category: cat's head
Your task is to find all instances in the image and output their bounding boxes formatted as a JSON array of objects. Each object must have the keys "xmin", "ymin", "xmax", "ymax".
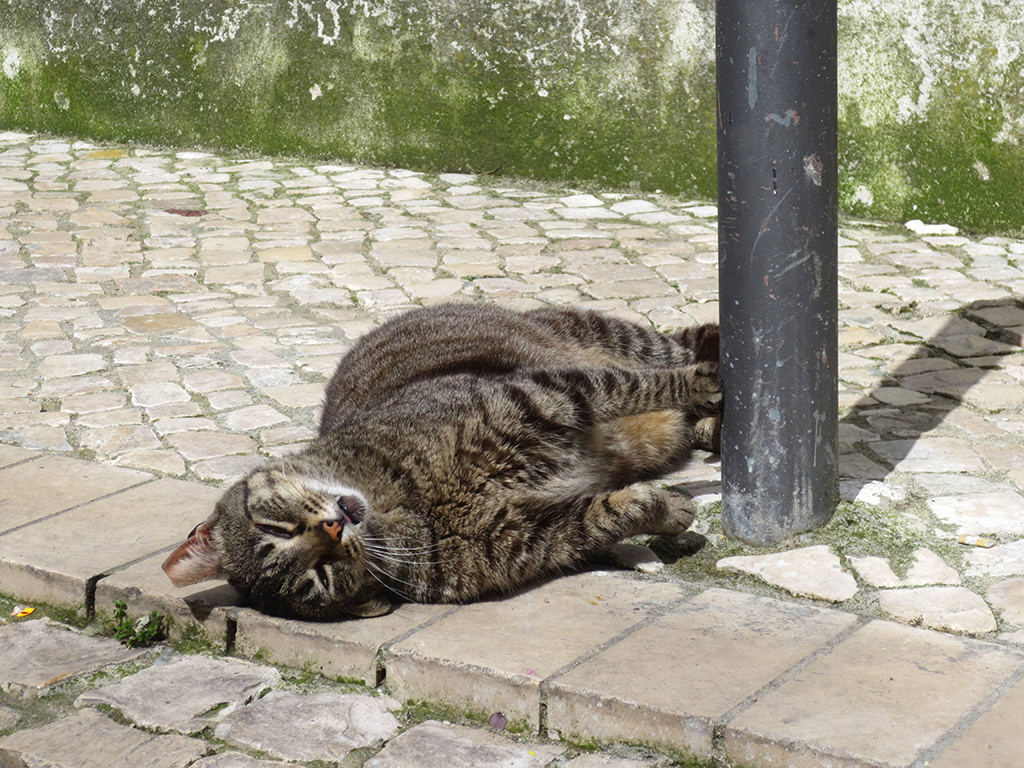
[{"xmin": 163, "ymin": 461, "xmax": 391, "ymax": 620}]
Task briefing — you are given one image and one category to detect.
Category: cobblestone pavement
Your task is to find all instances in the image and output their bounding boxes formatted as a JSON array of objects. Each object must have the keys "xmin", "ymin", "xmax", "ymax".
[{"xmin": 2, "ymin": 130, "xmax": 1024, "ymax": 766}]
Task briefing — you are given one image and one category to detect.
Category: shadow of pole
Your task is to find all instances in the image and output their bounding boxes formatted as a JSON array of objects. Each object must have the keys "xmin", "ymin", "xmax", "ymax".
[{"xmin": 837, "ymin": 297, "xmax": 1024, "ymax": 500}]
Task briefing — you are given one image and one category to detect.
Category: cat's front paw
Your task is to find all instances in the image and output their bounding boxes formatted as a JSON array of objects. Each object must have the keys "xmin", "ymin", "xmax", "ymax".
[
  {"xmin": 685, "ymin": 361, "xmax": 722, "ymax": 418},
  {"xmin": 659, "ymin": 493, "xmax": 697, "ymax": 535}
]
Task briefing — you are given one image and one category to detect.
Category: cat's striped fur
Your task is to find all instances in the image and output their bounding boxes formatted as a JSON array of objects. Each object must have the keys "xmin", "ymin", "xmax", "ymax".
[{"xmin": 164, "ymin": 303, "xmax": 721, "ymax": 620}]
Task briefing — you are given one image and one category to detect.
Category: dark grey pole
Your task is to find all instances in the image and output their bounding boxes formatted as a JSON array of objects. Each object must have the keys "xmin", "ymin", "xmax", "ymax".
[{"xmin": 716, "ymin": 0, "xmax": 839, "ymax": 544}]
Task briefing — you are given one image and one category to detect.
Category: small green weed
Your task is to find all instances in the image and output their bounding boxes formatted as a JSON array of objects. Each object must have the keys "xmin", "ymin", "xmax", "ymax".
[{"xmin": 104, "ymin": 601, "xmax": 166, "ymax": 648}]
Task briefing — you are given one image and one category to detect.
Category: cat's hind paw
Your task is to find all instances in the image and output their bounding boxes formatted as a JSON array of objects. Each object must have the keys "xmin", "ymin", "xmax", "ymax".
[{"xmin": 693, "ymin": 414, "xmax": 721, "ymax": 453}]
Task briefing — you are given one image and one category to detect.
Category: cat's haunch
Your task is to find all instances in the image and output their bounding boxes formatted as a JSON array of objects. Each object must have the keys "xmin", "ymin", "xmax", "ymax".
[{"xmin": 164, "ymin": 303, "xmax": 721, "ymax": 620}]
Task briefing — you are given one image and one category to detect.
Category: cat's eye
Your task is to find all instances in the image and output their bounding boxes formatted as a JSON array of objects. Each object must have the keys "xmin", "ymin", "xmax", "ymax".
[{"xmin": 255, "ymin": 523, "xmax": 296, "ymax": 539}]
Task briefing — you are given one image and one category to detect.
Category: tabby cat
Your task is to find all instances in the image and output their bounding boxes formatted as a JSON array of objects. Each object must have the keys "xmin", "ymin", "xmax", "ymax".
[{"xmin": 164, "ymin": 303, "xmax": 721, "ymax": 620}]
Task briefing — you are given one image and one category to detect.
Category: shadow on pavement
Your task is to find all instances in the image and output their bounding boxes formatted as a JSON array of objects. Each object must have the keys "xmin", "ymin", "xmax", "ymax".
[{"xmin": 840, "ymin": 297, "xmax": 1023, "ymax": 498}]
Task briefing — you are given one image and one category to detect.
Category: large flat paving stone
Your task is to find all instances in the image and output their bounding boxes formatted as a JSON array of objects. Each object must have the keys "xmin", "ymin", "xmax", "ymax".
[
  {"xmin": 0, "ymin": 445, "xmax": 36, "ymax": 470},
  {"xmin": 546, "ymin": 588, "xmax": 857, "ymax": 757},
  {"xmin": 0, "ymin": 454, "xmax": 150, "ymax": 533},
  {"xmin": 928, "ymin": 674, "xmax": 1024, "ymax": 768},
  {"xmin": 364, "ymin": 720, "xmax": 565, "ymax": 768},
  {"xmin": 0, "ymin": 709, "xmax": 210, "ymax": 768},
  {"xmin": 213, "ymin": 690, "xmax": 400, "ymax": 762},
  {"xmin": 233, "ymin": 601, "xmax": 452, "ymax": 686},
  {"xmin": 868, "ymin": 438, "xmax": 985, "ymax": 473},
  {"xmin": 385, "ymin": 571, "xmax": 686, "ymax": 730},
  {"xmin": 723, "ymin": 620, "xmax": 1024, "ymax": 768},
  {"xmin": 0, "ymin": 478, "xmax": 222, "ymax": 607},
  {"xmin": 0, "ymin": 619, "xmax": 146, "ymax": 694},
  {"xmin": 94, "ymin": 551, "xmax": 240, "ymax": 645},
  {"xmin": 76, "ymin": 654, "xmax": 280, "ymax": 734}
]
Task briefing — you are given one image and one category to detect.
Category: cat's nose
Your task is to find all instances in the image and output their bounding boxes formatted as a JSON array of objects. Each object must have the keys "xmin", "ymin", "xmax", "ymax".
[{"xmin": 321, "ymin": 520, "xmax": 343, "ymax": 543}]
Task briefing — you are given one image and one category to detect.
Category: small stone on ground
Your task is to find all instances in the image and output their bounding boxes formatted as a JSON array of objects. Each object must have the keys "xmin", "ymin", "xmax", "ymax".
[
  {"xmin": 717, "ymin": 545, "xmax": 858, "ymax": 602},
  {"xmin": 75, "ymin": 654, "xmax": 281, "ymax": 733},
  {"xmin": 851, "ymin": 548, "xmax": 960, "ymax": 588},
  {"xmin": 363, "ymin": 720, "xmax": 565, "ymax": 768},
  {"xmin": 967, "ymin": 539, "xmax": 1024, "ymax": 578},
  {"xmin": 878, "ymin": 586, "xmax": 997, "ymax": 634},
  {"xmin": 213, "ymin": 690, "xmax": 400, "ymax": 762},
  {"xmin": 986, "ymin": 578, "xmax": 1024, "ymax": 625}
]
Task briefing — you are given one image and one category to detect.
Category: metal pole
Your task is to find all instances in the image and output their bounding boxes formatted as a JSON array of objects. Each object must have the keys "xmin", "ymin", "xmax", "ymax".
[{"xmin": 716, "ymin": 0, "xmax": 839, "ymax": 544}]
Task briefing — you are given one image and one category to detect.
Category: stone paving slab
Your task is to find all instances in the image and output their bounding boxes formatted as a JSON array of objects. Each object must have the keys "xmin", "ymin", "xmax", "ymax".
[
  {"xmin": 0, "ymin": 454, "xmax": 151, "ymax": 533},
  {"xmin": 192, "ymin": 755, "xmax": 294, "ymax": 768},
  {"xmin": 0, "ymin": 478, "xmax": 221, "ymax": 607},
  {"xmin": 212, "ymin": 690, "xmax": 401, "ymax": 762},
  {"xmin": 564, "ymin": 756, "xmax": 661, "ymax": 768},
  {"xmin": 877, "ymin": 585, "xmax": 997, "ymax": 634},
  {"xmin": 722, "ymin": 620, "xmax": 1024, "ymax": 768},
  {"xmin": 716, "ymin": 545, "xmax": 859, "ymax": 603},
  {"xmin": 75, "ymin": 654, "xmax": 280, "ymax": 734},
  {"xmin": 385, "ymin": 571, "xmax": 686, "ymax": 730},
  {"xmin": 546, "ymin": 588, "xmax": 857, "ymax": 757},
  {"xmin": 0, "ymin": 445, "xmax": 35, "ymax": 470},
  {"xmin": 233, "ymin": 601, "xmax": 454, "ymax": 686},
  {"xmin": 927, "ymin": 671, "xmax": 1024, "ymax": 768},
  {"xmin": 0, "ymin": 709, "xmax": 211, "ymax": 768},
  {"xmin": 363, "ymin": 720, "xmax": 565, "ymax": 768},
  {"xmin": 0, "ymin": 619, "xmax": 146, "ymax": 694}
]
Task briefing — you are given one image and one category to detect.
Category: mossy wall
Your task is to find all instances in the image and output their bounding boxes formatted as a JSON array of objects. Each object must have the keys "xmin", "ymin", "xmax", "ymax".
[{"xmin": 0, "ymin": 0, "xmax": 1021, "ymax": 232}]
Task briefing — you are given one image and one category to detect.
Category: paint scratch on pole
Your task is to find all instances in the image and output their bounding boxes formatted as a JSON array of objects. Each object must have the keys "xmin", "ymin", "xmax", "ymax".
[{"xmin": 747, "ymin": 47, "xmax": 758, "ymax": 108}]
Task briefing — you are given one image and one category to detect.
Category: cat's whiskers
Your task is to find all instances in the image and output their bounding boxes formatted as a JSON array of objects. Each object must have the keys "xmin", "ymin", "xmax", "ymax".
[
  {"xmin": 358, "ymin": 538, "xmax": 443, "ymax": 555},
  {"xmin": 362, "ymin": 545, "xmax": 452, "ymax": 568},
  {"xmin": 364, "ymin": 561, "xmax": 422, "ymax": 603}
]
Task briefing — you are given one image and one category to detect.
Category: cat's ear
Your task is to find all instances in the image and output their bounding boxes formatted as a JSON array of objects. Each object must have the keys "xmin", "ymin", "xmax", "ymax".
[
  {"xmin": 346, "ymin": 595, "xmax": 393, "ymax": 618},
  {"xmin": 162, "ymin": 522, "xmax": 224, "ymax": 587}
]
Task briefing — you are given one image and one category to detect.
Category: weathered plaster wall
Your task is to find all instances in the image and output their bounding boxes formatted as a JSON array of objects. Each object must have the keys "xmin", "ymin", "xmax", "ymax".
[
  {"xmin": 839, "ymin": 0, "xmax": 1024, "ymax": 232},
  {"xmin": 0, "ymin": 0, "xmax": 1021, "ymax": 232}
]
